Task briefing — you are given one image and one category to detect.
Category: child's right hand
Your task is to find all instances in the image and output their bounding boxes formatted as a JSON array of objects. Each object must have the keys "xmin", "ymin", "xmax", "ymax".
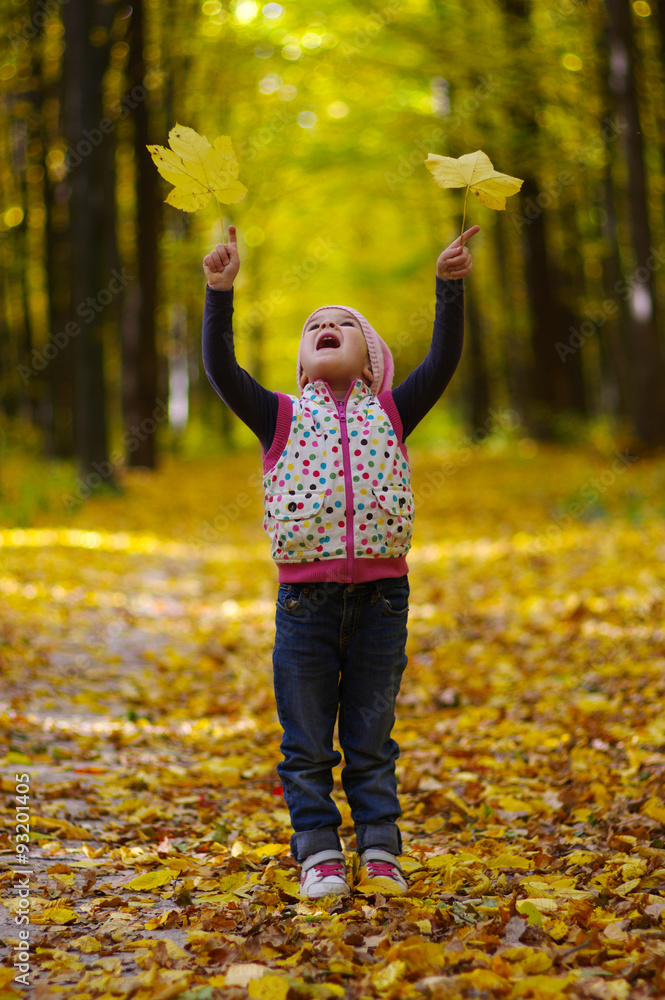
[
  {"xmin": 203, "ymin": 225, "xmax": 240, "ymax": 290},
  {"xmin": 437, "ymin": 225, "xmax": 480, "ymax": 280}
]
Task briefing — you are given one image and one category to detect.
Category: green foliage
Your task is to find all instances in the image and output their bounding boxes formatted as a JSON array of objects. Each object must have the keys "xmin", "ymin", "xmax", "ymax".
[{"xmin": 2, "ymin": 0, "xmax": 665, "ymax": 456}]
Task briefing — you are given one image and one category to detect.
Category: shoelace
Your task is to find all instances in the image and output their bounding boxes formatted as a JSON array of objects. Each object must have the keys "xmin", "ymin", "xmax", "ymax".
[
  {"xmin": 366, "ymin": 861, "xmax": 400, "ymax": 878},
  {"xmin": 311, "ymin": 862, "xmax": 345, "ymax": 880}
]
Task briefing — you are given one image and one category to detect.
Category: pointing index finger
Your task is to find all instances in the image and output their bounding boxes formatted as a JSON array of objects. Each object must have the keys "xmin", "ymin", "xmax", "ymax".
[{"xmin": 459, "ymin": 225, "xmax": 481, "ymax": 246}]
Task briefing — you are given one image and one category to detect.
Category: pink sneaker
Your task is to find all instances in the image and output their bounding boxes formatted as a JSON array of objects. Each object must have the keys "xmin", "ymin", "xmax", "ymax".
[
  {"xmin": 356, "ymin": 848, "xmax": 408, "ymax": 894},
  {"xmin": 300, "ymin": 849, "xmax": 350, "ymax": 898}
]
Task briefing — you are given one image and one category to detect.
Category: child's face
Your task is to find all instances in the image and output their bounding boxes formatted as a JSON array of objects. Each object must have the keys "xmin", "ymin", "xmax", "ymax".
[{"xmin": 300, "ymin": 308, "xmax": 372, "ymax": 394}]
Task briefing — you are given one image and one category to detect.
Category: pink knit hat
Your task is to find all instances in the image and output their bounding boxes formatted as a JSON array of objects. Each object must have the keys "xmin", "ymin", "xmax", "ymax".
[{"xmin": 296, "ymin": 304, "xmax": 394, "ymax": 396}]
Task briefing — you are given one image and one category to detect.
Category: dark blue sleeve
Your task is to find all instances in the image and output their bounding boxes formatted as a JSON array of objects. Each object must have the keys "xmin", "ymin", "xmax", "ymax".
[
  {"xmin": 201, "ymin": 285, "xmax": 278, "ymax": 452},
  {"xmin": 392, "ymin": 276, "xmax": 465, "ymax": 440}
]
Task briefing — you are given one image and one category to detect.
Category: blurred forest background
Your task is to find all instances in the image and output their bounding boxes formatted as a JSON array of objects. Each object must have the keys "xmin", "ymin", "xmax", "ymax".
[{"xmin": 1, "ymin": 0, "xmax": 665, "ymax": 498}]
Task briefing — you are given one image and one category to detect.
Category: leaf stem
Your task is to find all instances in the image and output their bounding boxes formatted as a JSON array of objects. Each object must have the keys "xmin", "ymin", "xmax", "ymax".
[
  {"xmin": 217, "ymin": 201, "xmax": 226, "ymax": 244},
  {"xmin": 460, "ymin": 186, "xmax": 469, "ymax": 244}
]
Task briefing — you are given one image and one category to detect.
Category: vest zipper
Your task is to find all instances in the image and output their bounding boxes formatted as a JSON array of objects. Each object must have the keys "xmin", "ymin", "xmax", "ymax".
[{"xmin": 329, "ymin": 380, "xmax": 356, "ymax": 583}]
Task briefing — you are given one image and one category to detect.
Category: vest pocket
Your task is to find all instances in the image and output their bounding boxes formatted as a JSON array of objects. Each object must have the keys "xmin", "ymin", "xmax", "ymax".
[
  {"xmin": 371, "ymin": 487, "xmax": 414, "ymax": 554},
  {"xmin": 265, "ymin": 491, "xmax": 327, "ymax": 553}
]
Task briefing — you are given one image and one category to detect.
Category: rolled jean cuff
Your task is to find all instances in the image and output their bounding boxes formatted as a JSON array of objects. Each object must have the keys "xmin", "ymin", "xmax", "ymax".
[
  {"xmin": 356, "ymin": 822, "xmax": 402, "ymax": 857},
  {"xmin": 291, "ymin": 825, "xmax": 343, "ymax": 863}
]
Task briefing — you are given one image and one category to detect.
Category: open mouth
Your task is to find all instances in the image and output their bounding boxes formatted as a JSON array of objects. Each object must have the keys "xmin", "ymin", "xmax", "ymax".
[{"xmin": 316, "ymin": 332, "xmax": 341, "ymax": 350}]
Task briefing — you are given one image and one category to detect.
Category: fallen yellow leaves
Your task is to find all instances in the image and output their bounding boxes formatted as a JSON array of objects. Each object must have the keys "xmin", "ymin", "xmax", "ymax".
[{"xmin": 2, "ymin": 446, "xmax": 665, "ymax": 998}]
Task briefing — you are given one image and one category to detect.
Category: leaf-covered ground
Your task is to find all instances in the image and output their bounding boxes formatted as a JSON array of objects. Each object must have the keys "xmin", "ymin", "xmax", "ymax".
[{"xmin": 1, "ymin": 441, "xmax": 665, "ymax": 1000}]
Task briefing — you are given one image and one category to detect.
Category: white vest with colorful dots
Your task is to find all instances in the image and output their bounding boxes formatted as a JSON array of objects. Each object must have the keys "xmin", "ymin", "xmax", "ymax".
[{"xmin": 262, "ymin": 378, "xmax": 414, "ymax": 577}]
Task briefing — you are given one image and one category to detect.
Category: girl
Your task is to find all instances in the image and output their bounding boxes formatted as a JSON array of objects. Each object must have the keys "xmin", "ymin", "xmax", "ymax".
[{"xmin": 202, "ymin": 223, "xmax": 478, "ymax": 897}]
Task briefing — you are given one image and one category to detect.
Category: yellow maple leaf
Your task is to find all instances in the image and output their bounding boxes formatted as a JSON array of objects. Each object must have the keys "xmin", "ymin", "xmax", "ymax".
[
  {"xmin": 425, "ymin": 149, "xmax": 523, "ymax": 240},
  {"xmin": 147, "ymin": 123, "xmax": 247, "ymax": 241},
  {"xmin": 565, "ymin": 851, "xmax": 597, "ymax": 867},
  {"xmin": 32, "ymin": 904, "xmax": 78, "ymax": 924},
  {"xmin": 125, "ymin": 868, "xmax": 178, "ymax": 891}
]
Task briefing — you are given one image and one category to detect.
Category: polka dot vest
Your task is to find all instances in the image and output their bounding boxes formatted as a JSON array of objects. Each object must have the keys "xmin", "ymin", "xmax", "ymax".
[{"xmin": 263, "ymin": 379, "xmax": 414, "ymax": 567}]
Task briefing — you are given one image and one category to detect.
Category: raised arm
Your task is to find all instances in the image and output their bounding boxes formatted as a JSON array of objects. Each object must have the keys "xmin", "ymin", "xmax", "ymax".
[
  {"xmin": 201, "ymin": 226, "xmax": 278, "ymax": 452},
  {"xmin": 392, "ymin": 226, "xmax": 479, "ymax": 440}
]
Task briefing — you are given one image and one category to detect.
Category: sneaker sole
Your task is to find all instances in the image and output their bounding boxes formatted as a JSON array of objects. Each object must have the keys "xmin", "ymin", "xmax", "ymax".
[{"xmin": 300, "ymin": 885, "xmax": 351, "ymax": 898}]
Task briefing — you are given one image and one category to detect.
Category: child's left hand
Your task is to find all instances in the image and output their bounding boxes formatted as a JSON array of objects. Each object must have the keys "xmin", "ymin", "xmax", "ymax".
[{"xmin": 437, "ymin": 225, "xmax": 480, "ymax": 280}]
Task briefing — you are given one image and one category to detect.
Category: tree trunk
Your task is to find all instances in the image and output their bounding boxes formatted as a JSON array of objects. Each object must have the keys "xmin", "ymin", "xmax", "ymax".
[
  {"xmin": 499, "ymin": 0, "xmax": 587, "ymax": 439},
  {"xmin": 61, "ymin": 0, "xmax": 117, "ymax": 483},
  {"xmin": 17, "ymin": 133, "xmax": 37, "ymax": 428},
  {"xmin": 554, "ymin": 200, "xmax": 587, "ymax": 420},
  {"xmin": 462, "ymin": 275, "xmax": 491, "ymax": 432},
  {"xmin": 40, "ymin": 10, "xmax": 75, "ymax": 458},
  {"xmin": 122, "ymin": 0, "xmax": 161, "ymax": 468},
  {"xmin": 494, "ymin": 211, "xmax": 528, "ymax": 427},
  {"xmin": 604, "ymin": 0, "xmax": 665, "ymax": 447},
  {"xmin": 519, "ymin": 176, "xmax": 580, "ymax": 438},
  {"xmin": 599, "ymin": 150, "xmax": 632, "ymax": 421},
  {"xmin": 654, "ymin": 0, "xmax": 665, "ymax": 230}
]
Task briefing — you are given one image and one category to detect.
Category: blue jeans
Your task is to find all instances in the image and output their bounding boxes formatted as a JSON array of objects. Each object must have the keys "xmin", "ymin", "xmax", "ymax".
[{"xmin": 272, "ymin": 574, "xmax": 409, "ymax": 863}]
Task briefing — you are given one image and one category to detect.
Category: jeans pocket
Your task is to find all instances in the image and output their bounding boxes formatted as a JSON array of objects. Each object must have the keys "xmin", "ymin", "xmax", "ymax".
[
  {"xmin": 377, "ymin": 577, "xmax": 410, "ymax": 618},
  {"xmin": 276, "ymin": 583, "xmax": 307, "ymax": 616}
]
